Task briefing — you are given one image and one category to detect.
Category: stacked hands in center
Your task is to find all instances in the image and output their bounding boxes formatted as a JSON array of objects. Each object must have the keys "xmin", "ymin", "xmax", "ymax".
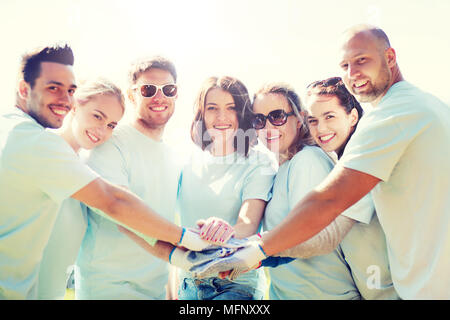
[{"xmin": 170, "ymin": 217, "xmax": 267, "ymax": 280}]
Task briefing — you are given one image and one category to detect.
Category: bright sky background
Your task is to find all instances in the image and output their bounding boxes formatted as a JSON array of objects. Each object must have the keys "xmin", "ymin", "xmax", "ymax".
[{"xmin": 1, "ymin": 0, "xmax": 449, "ymax": 159}]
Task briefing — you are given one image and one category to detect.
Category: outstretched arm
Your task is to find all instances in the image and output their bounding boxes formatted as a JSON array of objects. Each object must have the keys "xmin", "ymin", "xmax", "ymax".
[
  {"xmin": 72, "ymin": 178, "xmax": 182, "ymax": 245},
  {"xmin": 72, "ymin": 177, "xmax": 212, "ymax": 251},
  {"xmin": 261, "ymin": 166, "xmax": 380, "ymax": 256},
  {"xmin": 275, "ymin": 214, "xmax": 355, "ymax": 258}
]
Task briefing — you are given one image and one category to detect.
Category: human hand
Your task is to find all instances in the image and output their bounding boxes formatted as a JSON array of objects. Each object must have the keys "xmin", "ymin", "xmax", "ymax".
[
  {"xmin": 189, "ymin": 241, "xmax": 267, "ymax": 278},
  {"xmin": 218, "ymin": 233, "xmax": 263, "ymax": 279},
  {"xmin": 178, "ymin": 228, "xmax": 247, "ymax": 251},
  {"xmin": 169, "ymin": 246, "xmax": 238, "ymax": 272},
  {"xmin": 177, "ymin": 228, "xmax": 212, "ymax": 251},
  {"xmin": 196, "ymin": 217, "xmax": 235, "ymax": 245}
]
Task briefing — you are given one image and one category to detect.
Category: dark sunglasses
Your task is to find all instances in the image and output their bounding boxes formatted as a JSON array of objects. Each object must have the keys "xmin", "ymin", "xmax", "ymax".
[
  {"xmin": 251, "ymin": 109, "xmax": 295, "ymax": 130},
  {"xmin": 132, "ymin": 83, "xmax": 177, "ymax": 98}
]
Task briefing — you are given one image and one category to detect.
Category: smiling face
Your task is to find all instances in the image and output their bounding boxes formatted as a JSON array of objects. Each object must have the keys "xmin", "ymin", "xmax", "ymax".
[
  {"xmin": 252, "ymin": 93, "xmax": 300, "ymax": 156},
  {"xmin": 22, "ymin": 61, "xmax": 77, "ymax": 128},
  {"xmin": 339, "ymin": 31, "xmax": 391, "ymax": 105},
  {"xmin": 306, "ymin": 94, "xmax": 358, "ymax": 155},
  {"xmin": 130, "ymin": 68, "xmax": 177, "ymax": 130},
  {"xmin": 71, "ymin": 94, "xmax": 124, "ymax": 150},
  {"xmin": 203, "ymin": 88, "xmax": 238, "ymax": 154}
]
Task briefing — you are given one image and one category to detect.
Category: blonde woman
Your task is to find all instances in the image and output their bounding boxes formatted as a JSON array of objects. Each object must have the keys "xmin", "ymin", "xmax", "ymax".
[{"xmin": 37, "ymin": 78, "xmax": 125, "ymax": 299}]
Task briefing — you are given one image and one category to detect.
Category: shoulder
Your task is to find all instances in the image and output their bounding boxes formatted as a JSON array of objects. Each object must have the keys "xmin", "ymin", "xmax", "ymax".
[
  {"xmin": 2, "ymin": 114, "xmax": 73, "ymax": 163},
  {"xmin": 290, "ymin": 145, "xmax": 334, "ymax": 168},
  {"xmin": 246, "ymin": 148, "xmax": 278, "ymax": 174},
  {"xmin": 285, "ymin": 145, "xmax": 334, "ymax": 182},
  {"xmin": 89, "ymin": 124, "xmax": 136, "ymax": 157},
  {"xmin": 378, "ymin": 81, "xmax": 443, "ymax": 122},
  {"xmin": 1, "ymin": 110, "xmax": 42, "ymax": 140}
]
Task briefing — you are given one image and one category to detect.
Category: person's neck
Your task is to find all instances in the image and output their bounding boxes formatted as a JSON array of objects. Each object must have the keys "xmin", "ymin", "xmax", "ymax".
[
  {"xmin": 371, "ymin": 67, "xmax": 404, "ymax": 108},
  {"xmin": 56, "ymin": 116, "xmax": 80, "ymax": 153},
  {"xmin": 132, "ymin": 118, "xmax": 165, "ymax": 142},
  {"xmin": 278, "ymin": 153, "xmax": 289, "ymax": 166},
  {"xmin": 210, "ymin": 140, "xmax": 235, "ymax": 157}
]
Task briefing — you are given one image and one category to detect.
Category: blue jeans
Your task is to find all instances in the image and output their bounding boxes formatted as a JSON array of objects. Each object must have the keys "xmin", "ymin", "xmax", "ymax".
[{"xmin": 178, "ymin": 277, "xmax": 263, "ymax": 300}]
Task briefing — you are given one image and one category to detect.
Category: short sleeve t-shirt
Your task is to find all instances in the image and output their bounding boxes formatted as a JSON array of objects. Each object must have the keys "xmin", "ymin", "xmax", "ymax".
[
  {"xmin": 0, "ymin": 109, "xmax": 98, "ymax": 299},
  {"xmin": 339, "ymin": 81, "xmax": 450, "ymax": 299},
  {"xmin": 75, "ymin": 124, "xmax": 181, "ymax": 300},
  {"xmin": 178, "ymin": 146, "xmax": 276, "ymax": 294},
  {"xmin": 263, "ymin": 145, "xmax": 362, "ymax": 300}
]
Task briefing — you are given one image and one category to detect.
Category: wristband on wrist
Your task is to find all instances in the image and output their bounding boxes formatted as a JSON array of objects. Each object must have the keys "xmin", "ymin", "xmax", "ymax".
[
  {"xmin": 177, "ymin": 228, "xmax": 186, "ymax": 246},
  {"xmin": 258, "ymin": 244, "xmax": 268, "ymax": 257},
  {"xmin": 169, "ymin": 246, "xmax": 177, "ymax": 264}
]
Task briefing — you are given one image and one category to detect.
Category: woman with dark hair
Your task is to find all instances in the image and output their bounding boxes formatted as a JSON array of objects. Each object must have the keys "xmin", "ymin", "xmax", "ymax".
[
  {"xmin": 177, "ymin": 76, "xmax": 276, "ymax": 300},
  {"xmin": 304, "ymin": 77, "xmax": 399, "ymax": 299},
  {"xmin": 248, "ymin": 81, "xmax": 364, "ymax": 299}
]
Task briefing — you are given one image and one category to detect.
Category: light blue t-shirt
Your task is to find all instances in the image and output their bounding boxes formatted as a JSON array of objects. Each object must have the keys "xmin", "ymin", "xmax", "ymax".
[
  {"xmin": 0, "ymin": 109, "xmax": 99, "ymax": 300},
  {"xmin": 75, "ymin": 124, "xmax": 181, "ymax": 300},
  {"xmin": 264, "ymin": 145, "xmax": 398, "ymax": 299},
  {"xmin": 178, "ymin": 146, "xmax": 276, "ymax": 296},
  {"xmin": 339, "ymin": 81, "xmax": 450, "ymax": 299}
]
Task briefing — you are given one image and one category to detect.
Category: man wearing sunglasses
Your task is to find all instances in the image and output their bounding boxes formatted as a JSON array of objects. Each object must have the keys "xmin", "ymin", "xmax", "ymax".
[
  {"xmin": 206, "ymin": 25, "xmax": 450, "ymax": 300},
  {"xmin": 75, "ymin": 56, "xmax": 183, "ymax": 300}
]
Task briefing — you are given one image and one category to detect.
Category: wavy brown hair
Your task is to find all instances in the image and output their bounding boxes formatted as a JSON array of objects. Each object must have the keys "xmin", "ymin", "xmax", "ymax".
[{"xmin": 190, "ymin": 76, "xmax": 256, "ymax": 157}]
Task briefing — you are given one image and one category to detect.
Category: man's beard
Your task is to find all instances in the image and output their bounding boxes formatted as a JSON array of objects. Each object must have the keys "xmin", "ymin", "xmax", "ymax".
[
  {"xmin": 137, "ymin": 114, "xmax": 171, "ymax": 130},
  {"xmin": 27, "ymin": 104, "xmax": 60, "ymax": 129},
  {"xmin": 353, "ymin": 62, "xmax": 391, "ymax": 103}
]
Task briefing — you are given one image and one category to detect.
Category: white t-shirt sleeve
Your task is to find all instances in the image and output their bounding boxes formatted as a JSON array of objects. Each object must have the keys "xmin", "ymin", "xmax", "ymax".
[
  {"xmin": 287, "ymin": 147, "xmax": 374, "ymax": 223},
  {"xmin": 339, "ymin": 192, "xmax": 374, "ymax": 224},
  {"xmin": 5, "ymin": 129, "xmax": 99, "ymax": 204},
  {"xmin": 339, "ymin": 105, "xmax": 431, "ymax": 182},
  {"xmin": 241, "ymin": 153, "xmax": 276, "ymax": 202},
  {"xmin": 287, "ymin": 147, "xmax": 334, "ymax": 209}
]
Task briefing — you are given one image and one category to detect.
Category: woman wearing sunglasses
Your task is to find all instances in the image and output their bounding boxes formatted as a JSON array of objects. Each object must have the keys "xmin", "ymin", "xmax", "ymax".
[
  {"xmin": 37, "ymin": 78, "xmax": 126, "ymax": 299},
  {"xmin": 247, "ymin": 82, "xmax": 366, "ymax": 299},
  {"xmin": 176, "ymin": 76, "xmax": 276, "ymax": 300},
  {"xmin": 239, "ymin": 80, "xmax": 398, "ymax": 299}
]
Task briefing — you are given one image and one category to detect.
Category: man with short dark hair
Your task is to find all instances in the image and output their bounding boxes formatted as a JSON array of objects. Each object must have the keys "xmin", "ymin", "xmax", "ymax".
[{"xmin": 0, "ymin": 46, "xmax": 208, "ymax": 300}]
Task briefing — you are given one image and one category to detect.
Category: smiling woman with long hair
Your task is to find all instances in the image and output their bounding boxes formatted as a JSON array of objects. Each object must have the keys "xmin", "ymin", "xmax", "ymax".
[
  {"xmin": 37, "ymin": 78, "xmax": 125, "ymax": 300},
  {"xmin": 177, "ymin": 76, "xmax": 276, "ymax": 300},
  {"xmin": 251, "ymin": 82, "xmax": 363, "ymax": 299}
]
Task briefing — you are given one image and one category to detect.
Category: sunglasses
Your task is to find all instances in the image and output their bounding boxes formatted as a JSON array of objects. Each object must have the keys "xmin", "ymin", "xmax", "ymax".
[
  {"xmin": 251, "ymin": 109, "xmax": 295, "ymax": 130},
  {"xmin": 132, "ymin": 83, "xmax": 177, "ymax": 98}
]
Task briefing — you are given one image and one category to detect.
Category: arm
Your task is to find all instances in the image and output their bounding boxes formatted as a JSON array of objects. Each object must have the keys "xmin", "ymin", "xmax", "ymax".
[
  {"xmin": 71, "ymin": 177, "xmax": 183, "ymax": 245},
  {"xmin": 275, "ymin": 215, "xmax": 355, "ymax": 258},
  {"xmin": 261, "ymin": 166, "xmax": 380, "ymax": 256},
  {"xmin": 233, "ymin": 199, "xmax": 266, "ymax": 239},
  {"xmin": 198, "ymin": 199, "xmax": 266, "ymax": 244},
  {"xmin": 116, "ymin": 226, "xmax": 174, "ymax": 262}
]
